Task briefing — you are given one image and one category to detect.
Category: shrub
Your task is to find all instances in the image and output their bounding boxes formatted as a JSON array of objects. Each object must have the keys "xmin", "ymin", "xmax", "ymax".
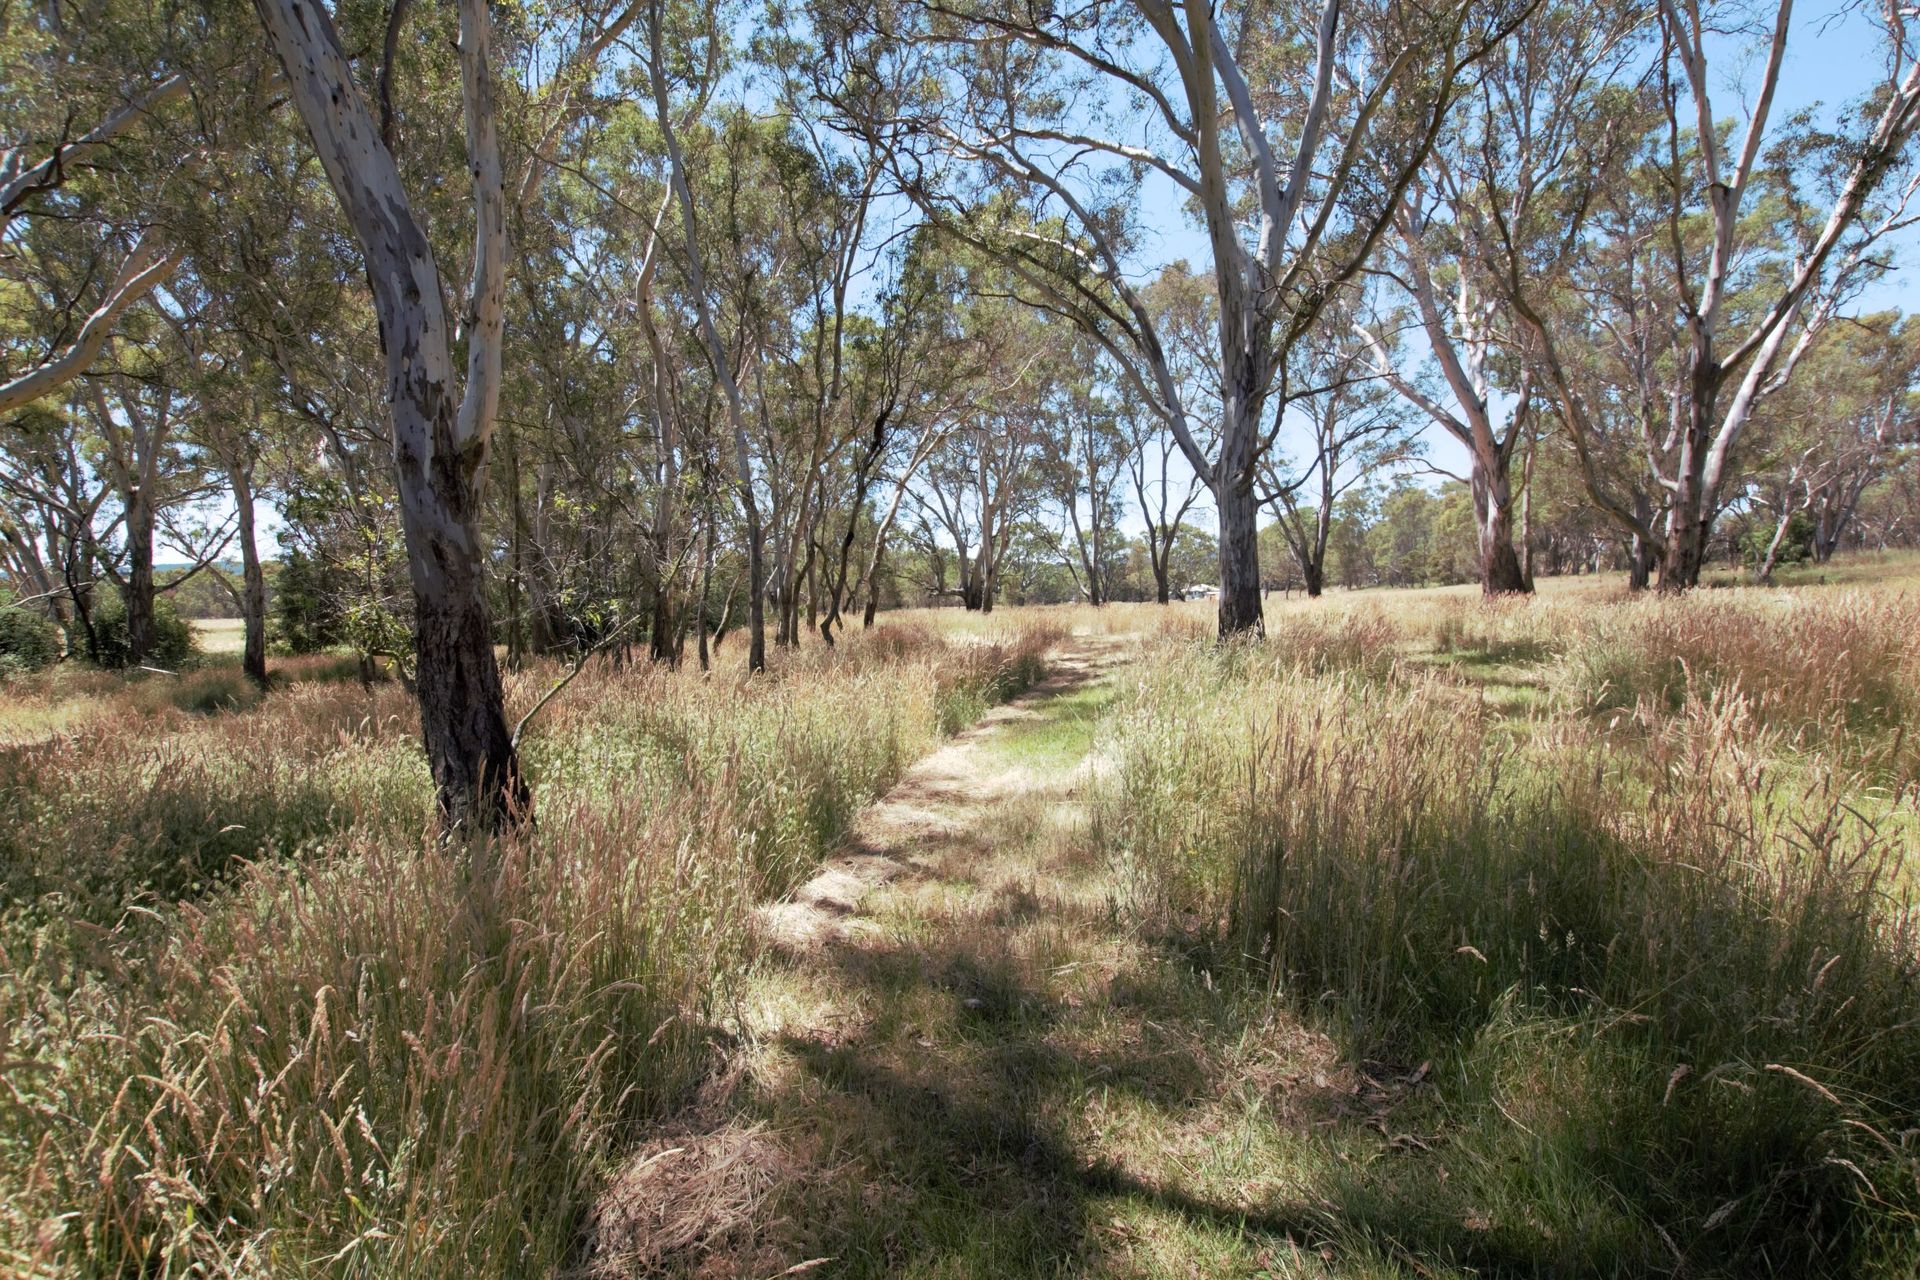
[
  {"xmin": 270, "ymin": 544, "xmax": 346, "ymax": 653},
  {"xmin": 1743, "ymin": 508, "xmax": 1814, "ymax": 569},
  {"xmin": 82, "ymin": 591, "xmax": 197, "ymax": 669},
  {"xmin": 0, "ymin": 604, "xmax": 61, "ymax": 674}
]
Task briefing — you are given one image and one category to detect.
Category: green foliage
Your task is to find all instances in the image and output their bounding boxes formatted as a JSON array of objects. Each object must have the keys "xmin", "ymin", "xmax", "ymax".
[
  {"xmin": 157, "ymin": 562, "xmax": 248, "ymax": 619},
  {"xmin": 271, "ymin": 544, "xmax": 345, "ymax": 653},
  {"xmin": 83, "ymin": 591, "xmax": 197, "ymax": 669},
  {"xmin": 0, "ymin": 603, "xmax": 61, "ymax": 674},
  {"xmin": 1744, "ymin": 508, "xmax": 1816, "ymax": 568},
  {"xmin": 1361, "ymin": 480, "xmax": 1479, "ymax": 587}
]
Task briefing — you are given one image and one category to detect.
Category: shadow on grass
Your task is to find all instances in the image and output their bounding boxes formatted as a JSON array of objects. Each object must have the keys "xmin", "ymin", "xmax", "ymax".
[
  {"xmin": 627, "ymin": 635, "xmax": 1899, "ymax": 1279},
  {"xmin": 739, "ymin": 915, "xmax": 1666, "ymax": 1280}
]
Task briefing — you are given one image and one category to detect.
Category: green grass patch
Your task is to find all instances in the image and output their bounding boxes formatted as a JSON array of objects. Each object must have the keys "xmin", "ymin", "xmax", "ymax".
[{"xmin": 979, "ymin": 681, "xmax": 1117, "ymax": 771}]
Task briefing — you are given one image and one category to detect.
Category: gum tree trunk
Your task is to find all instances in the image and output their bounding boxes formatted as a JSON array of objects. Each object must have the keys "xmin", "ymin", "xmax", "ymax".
[
  {"xmin": 1473, "ymin": 451, "xmax": 1529, "ymax": 594},
  {"xmin": 1358, "ymin": 243, "xmax": 1532, "ymax": 598},
  {"xmin": 1213, "ymin": 385, "xmax": 1265, "ymax": 637},
  {"xmin": 1661, "ymin": 354, "xmax": 1715, "ymax": 590},
  {"xmin": 123, "ymin": 483, "xmax": 156, "ymax": 663},
  {"xmin": 1629, "ymin": 517, "xmax": 1657, "ymax": 591},
  {"xmin": 229, "ymin": 451, "xmax": 268, "ymax": 687},
  {"xmin": 253, "ymin": 0, "xmax": 524, "ymax": 831}
]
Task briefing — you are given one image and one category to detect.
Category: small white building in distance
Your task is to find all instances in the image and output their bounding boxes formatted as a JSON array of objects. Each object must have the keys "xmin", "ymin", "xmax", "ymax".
[{"xmin": 1181, "ymin": 583, "xmax": 1219, "ymax": 601}]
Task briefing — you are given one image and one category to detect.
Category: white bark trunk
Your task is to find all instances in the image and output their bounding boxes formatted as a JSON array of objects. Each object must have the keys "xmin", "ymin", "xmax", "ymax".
[{"xmin": 253, "ymin": 0, "xmax": 523, "ymax": 830}]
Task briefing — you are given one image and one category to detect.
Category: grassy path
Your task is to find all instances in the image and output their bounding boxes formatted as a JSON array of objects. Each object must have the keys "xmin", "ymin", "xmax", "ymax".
[{"xmin": 578, "ymin": 636, "xmax": 1406, "ymax": 1279}]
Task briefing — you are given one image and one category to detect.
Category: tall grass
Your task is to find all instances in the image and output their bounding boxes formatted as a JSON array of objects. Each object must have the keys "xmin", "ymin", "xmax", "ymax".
[
  {"xmin": 1096, "ymin": 593, "xmax": 1920, "ymax": 1275},
  {"xmin": 0, "ymin": 619, "xmax": 1059, "ymax": 1277},
  {"xmin": 1562, "ymin": 592, "xmax": 1920, "ymax": 751}
]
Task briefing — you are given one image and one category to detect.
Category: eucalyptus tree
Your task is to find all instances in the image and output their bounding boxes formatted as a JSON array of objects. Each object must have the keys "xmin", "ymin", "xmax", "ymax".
[
  {"xmin": 819, "ymin": 0, "xmax": 1534, "ymax": 636},
  {"xmin": 1500, "ymin": 1, "xmax": 1920, "ymax": 589},
  {"xmin": 1746, "ymin": 311, "xmax": 1919, "ymax": 578},
  {"xmin": 1352, "ymin": 266, "xmax": 1535, "ymax": 595},
  {"xmin": 915, "ymin": 407, "xmax": 1046, "ymax": 613},
  {"xmin": 814, "ymin": 236, "xmax": 964, "ymax": 643},
  {"xmin": 1351, "ymin": 1, "xmax": 1645, "ymax": 593},
  {"xmin": 1042, "ymin": 353, "xmax": 1128, "ymax": 606},
  {"xmin": 505, "ymin": 119, "xmax": 677, "ymax": 664},
  {"xmin": 1848, "ymin": 451, "xmax": 1920, "ymax": 554},
  {"xmin": 138, "ymin": 274, "xmax": 285, "ymax": 686},
  {"xmin": 762, "ymin": 120, "xmax": 891, "ymax": 646},
  {"xmin": 1648, "ymin": 0, "xmax": 1920, "ymax": 587},
  {"xmin": 1805, "ymin": 315, "xmax": 1919, "ymax": 564},
  {"xmin": 1500, "ymin": 125, "xmax": 1676, "ymax": 588},
  {"xmin": 1264, "ymin": 311, "xmax": 1421, "ymax": 596},
  {"xmin": 910, "ymin": 285, "xmax": 1061, "ymax": 612},
  {"xmin": 250, "ymin": 0, "xmax": 525, "ymax": 826},
  {"xmin": 207, "ymin": 151, "xmax": 417, "ymax": 674},
  {"xmin": 0, "ymin": 410, "xmax": 69, "ymax": 626},
  {"xmin": 2, "ymin": 1, "xmax": 255, "ymax": 662},
  {"xmin": 83, "ymin": 329, "xmax": 202, "ymax": 665},
  {"xmin": 847, "ymin": 262, "xmax": 977, "ymax": 628},
  {"xmin": 248, "ymin": 0, "xmax": 654, "ymax": 821},
  {"xmin": 0, "ymin": 0, "xmax": 209, "ymax": 415},
  {"xmin": 1123, "ymin": 402, "xmax": 1204, "ymax": 605},
  {"xmin": 0, "ymin": 400, "xmax": 113, "ymax": 649},
  {"xmin": 856, "ymin": 417, "xmax": 951, "ymax": 626},
  {"xmin": 199, "ymin": 393, "xmax": 271, "ymax": 686},
  {"xmin": 1121, "ymin": 265, "xmax": 1213, "ymax": 605},
  {"xmin": 642, "ymin": 0, "xmax": 773, "ymax": 671}
]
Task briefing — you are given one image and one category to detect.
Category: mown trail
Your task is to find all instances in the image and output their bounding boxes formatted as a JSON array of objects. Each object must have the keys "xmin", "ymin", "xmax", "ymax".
[{"xmin": 580, "ymin": 636, "xmax": 1409, "ymax": 1279}]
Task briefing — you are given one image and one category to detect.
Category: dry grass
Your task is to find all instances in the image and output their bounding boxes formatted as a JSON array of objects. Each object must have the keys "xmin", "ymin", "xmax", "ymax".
[
  {"xmin": 189, "ymin": 617, "xmax": 248, "ymax": 654},
  {"xmin": 0, "ymin": 618, "xmax": 1060, "ymax": 1278},
  {"xmin": 1092, "ymin": 568, "xmax": 1920, "ymax": 1275},
  {"xmin": 9, "ymin": 554, "xmax": 1920, "ymax": 1277}
]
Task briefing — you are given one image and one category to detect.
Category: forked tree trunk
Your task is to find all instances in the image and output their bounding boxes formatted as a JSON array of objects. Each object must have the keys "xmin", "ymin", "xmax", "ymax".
[
  {"xmin": 649, "ymin": 586, "xmax": 676, "ymax": 666},
  {"xmin": 1626, "ymin": 492, "xmax": 1656, "ymax": 591},
  {"xmin": 1661, "ymin": 377, "xmax": 1714, "ymax": 591},
  {"xmin": 1472, "ymin": 452, "xmax": 1529, "ymax": 595},
  {"xmin": 1756, "ymin": 493, "xmax": 1805, "ymax": 584},
  {"xmin": 1302, "ymin": 560, "xmax": 1324, "ymax": 598},
  {"xmin": 253, "ymin": 0, "xmax": 524, "ymax": 831},
  {"xmin": 1150, "ymin": 535, "xmax": 1171, "ymax": 604}
]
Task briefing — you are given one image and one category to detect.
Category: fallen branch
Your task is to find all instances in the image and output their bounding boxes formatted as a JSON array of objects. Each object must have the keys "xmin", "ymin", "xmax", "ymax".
[{"xmin": 510, "ymin": 614, "xmax": 644, "ymax": 749}]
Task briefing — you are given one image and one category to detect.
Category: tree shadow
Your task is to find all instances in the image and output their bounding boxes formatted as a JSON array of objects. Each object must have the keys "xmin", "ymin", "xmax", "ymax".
[{"xmin": 725, "ymin": 917, "xmax": 1645, "ymax": 1279}]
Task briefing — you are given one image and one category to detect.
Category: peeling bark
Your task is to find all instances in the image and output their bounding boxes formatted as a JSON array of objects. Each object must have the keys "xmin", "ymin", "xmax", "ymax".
[{"xmin": 253, "ymin": 0, "xmax": 523, "ymax": 831}]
